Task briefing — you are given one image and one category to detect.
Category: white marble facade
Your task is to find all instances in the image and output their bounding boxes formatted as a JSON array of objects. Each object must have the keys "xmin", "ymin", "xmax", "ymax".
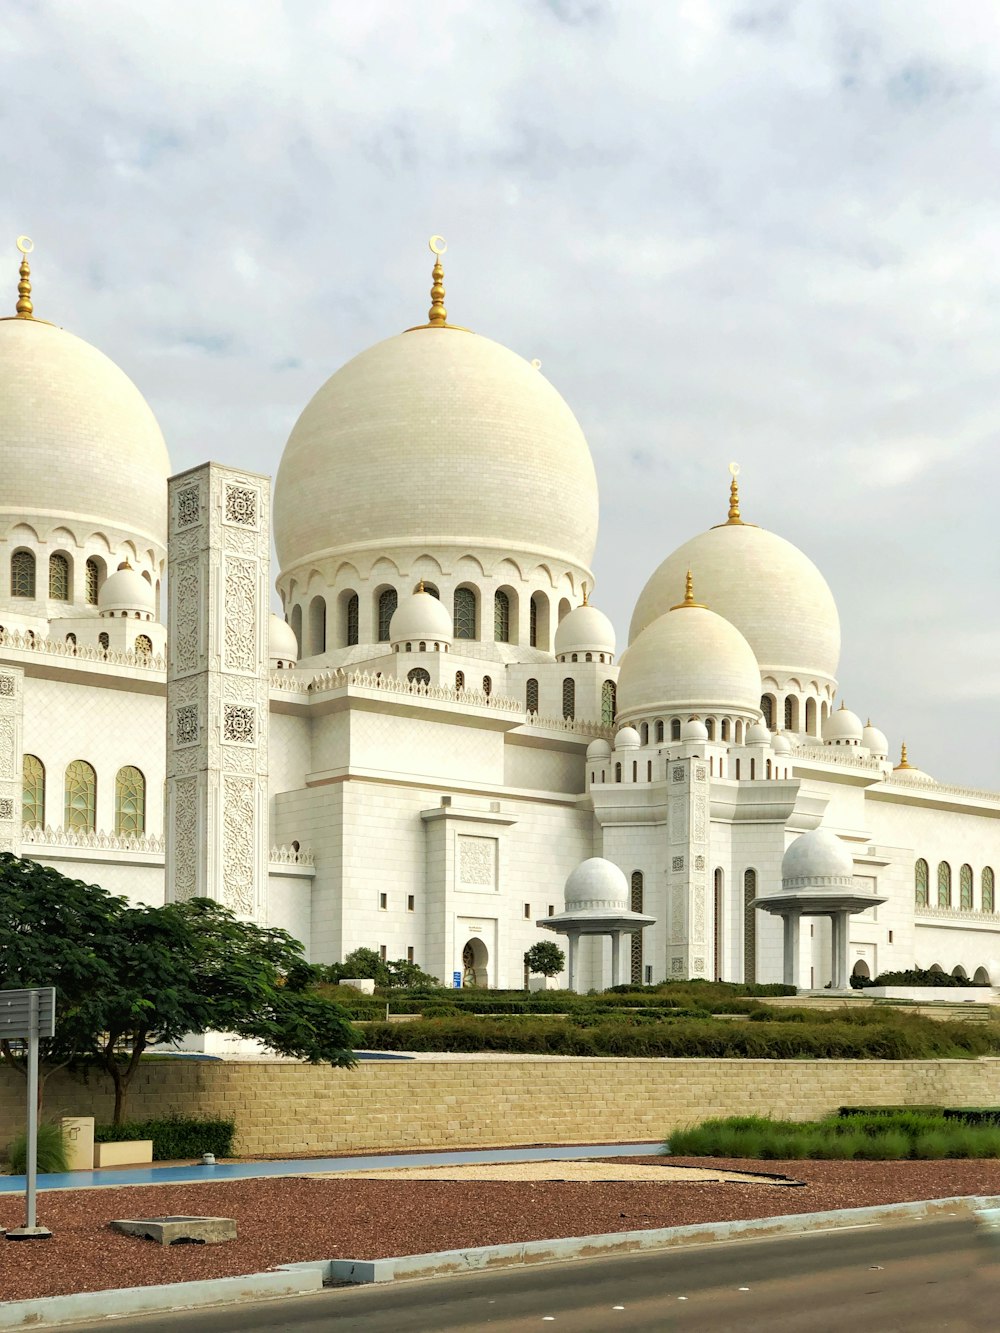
[{"xmin": 1, "ymin": 252, "xmax": 998, "ymax": 992}]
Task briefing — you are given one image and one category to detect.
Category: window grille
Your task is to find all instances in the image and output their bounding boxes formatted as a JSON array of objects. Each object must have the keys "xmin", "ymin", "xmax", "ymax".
[
  {"xmin": 115, "ymin": 765, "xmax": 145, "ymax": 836},
  {"xmin": 983, "ymin": 867, "xmax": 995, "ymax": 913},
  {"xmin": 630, "ymin": 871, "xmax": 643, "ymax": 983},
  {"xmin": 346, "ymin": 594, "xmax": 359, "ymax": 646},
  {"xmin": 601, "ymin": 679, "xmax": 616, "ymax": 725},
  {"xmin": 22, "ymin": 755, "xmax": 44, "ymax": 827},
  {"xmin": 937, "ymin": 861, "xmax": 951, "ymax": 908},
  {"xmin": 455, "ymin": 670, "xmax": 465, "ymax": 691},
  {"xmin": 526, "ymin": 678, "xmax": 538, "ymax": 713},
  {"xmin": 453, "ymin": 587, "xmax": 476, "ymax": 639},
  {"xmin": 529, "ymin": 596, "xmax": 538, "ymax": 647},
  {"xmin": 562, "ymin": 677, "xmax": 575, "ymax": 720},
  {"xmin": 135, "ymin": 634, "xmax": 153, "ymax": 658},
  {"xmin": 760, "ymin": 695, "xmax": 774, "ymax": 729},
  {"xmin": 784, "ymin": 696, "xmax": 794, "ymax": 730},
  {"xmin": 98, "ymin": 631, "xmax": 109, "ymax": 650},
  {"xmin": 743, "ymin": 869, "xmax": 757, "ymax": 983},
  {"xmin": 48, "ymin": 553, "xmax": 70, "ymax": 600},
  {"xmin": 960, "ymin": 863, "xmax": 973, "ymax": 910},
  {"xmin": 11, "ymin": 550, "xmax": 35, "ymax": 598},
  {"xmin": 494, "ymin": 589, "xmax": 510, "ymax": 642},
  {"xmin": 377, "ymin": 588, "xmax": 397, "ymax": 641},
  {"xmin": 85, "ymin": 558, "xmax": 100, "ymax": 605},
  {"xmin": 407, "ymin": 667, "xmax": 430, "ymax": 685},
  {"xmin": 64, "ymin": 759, "xmax": 97, "ymax": 832},
  {"xmin": 483, "ymin": 675, "xmax": 492, "ymax": 697}
]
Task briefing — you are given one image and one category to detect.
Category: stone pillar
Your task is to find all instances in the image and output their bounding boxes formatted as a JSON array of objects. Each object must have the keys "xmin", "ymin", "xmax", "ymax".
[
  {"xmin": 566, "ymin": 930, "xmax": 581, "ymax": 993},
  {"xmin": 0, "ymin": 665, "xmax": 23, "ymax": 854},
  {"xmin": 832, "ymin": 910, "xmax": 852, "ymax": 991},
  {"xmin": 165, "ymin": 465, "xmax": 271, "ymax": 920},
  {"xmin": 611, "ymin": 931, "xmax": 628, "ymax": 987},
  {"xmin": 781, "ymin": 912, "xmax": 800, "ymax": 989},
  {"xmin": 666, "ymin": 757, "xmax": 711, "ymax": 979}
]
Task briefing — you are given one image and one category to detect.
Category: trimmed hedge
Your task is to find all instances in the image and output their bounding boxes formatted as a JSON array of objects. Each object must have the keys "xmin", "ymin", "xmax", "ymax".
[
  {"xmin": 94, "ymin": 1115, "xmax": 235, "ymax": 1160},
  {"xmin": 669, "ymin": 1111, "xmax": 1000, "ymax": 1159},
  {"xmin": 839, "ymin": 1105, "xmax": 1000, "ymax": 1127}
]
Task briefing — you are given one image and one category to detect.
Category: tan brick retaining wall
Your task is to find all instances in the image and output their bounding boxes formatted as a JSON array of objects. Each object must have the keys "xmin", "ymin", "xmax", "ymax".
[{"xmin": 2, "ymin": 1059, "xmax": 998, "ymax": 1157}]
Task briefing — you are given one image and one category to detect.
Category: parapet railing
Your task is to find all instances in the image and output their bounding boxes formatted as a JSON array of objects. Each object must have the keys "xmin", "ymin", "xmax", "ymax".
[
  {"xmin": 20, "ymin": 824, "xmax": 166, "ymax": 853},
  {"xmin": 268, "ymin": 844, "xmax": 315, "ymax": 867},
  {"xmin": 0, "ymin": 627, "xmax": 164, "ymax": 671}
]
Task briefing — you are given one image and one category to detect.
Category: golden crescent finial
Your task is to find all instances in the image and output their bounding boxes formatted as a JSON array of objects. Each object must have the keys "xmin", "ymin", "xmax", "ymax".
[
  {"xmin": 14, "ymin": 236, "xmax": 34, "ymax": 318},
  {"xmin": 16, "ymin": 236, "xmax": 34, "ymax": 255},
  {"xmin": 429, "ymin": 235, "xmax": 447, "ymax": 256},
  {"xmin": 725, "ymin": 461, "xmax": 743, "ymax": 524},
  {"xmin": 426, "ymin": 235, "xmax": 447, "ymax": 325},
  {"xmin": 671, "ymin": 567, "xmax": 707, "ymax": 610}
]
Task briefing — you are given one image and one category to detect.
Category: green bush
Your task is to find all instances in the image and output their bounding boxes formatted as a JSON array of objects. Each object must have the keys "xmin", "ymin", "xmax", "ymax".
[
  {"xmin": 668, "ymin": 1111, "xmax": 1000, "ymax": 1160},
  {"xmin": 94, "ymin": 1115, "xmax": 235, "ymax": 1160},
  {"xmin": 6, "ymin": 1121, "xmax": 69, "ymax": 1174}
]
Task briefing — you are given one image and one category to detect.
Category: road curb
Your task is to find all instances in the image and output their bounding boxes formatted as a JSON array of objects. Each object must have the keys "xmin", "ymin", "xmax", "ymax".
[{"xmin": 5, "ymin": 1193, "xmax": 999, "ymax": 1326}]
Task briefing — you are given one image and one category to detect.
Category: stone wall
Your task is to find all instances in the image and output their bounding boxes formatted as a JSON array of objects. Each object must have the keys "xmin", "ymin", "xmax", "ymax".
[{"xmin": 3, "ymin": 1058, "xmax": 998, "ymax": 1158}]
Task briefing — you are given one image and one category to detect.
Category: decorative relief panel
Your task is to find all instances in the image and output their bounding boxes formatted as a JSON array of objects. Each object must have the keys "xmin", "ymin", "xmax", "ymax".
[
  {"xmin": 694, "ymin": 854, "xmax": 705, "ymax": 871},
  {"xmin": 172, "ymin": 778, "xmax": 198, "ymax": 900},
  {"xmin": 671, "ymin": 855, "xmax": 684, "ymax": 872},
  {"xmin": 672, "ymin": 766, "xmax": 685, "ymax": 782},
  {"xmin": 224, "ymin": 485, "xmax": 258, "ymax": 526},
  {"xmin": 0, "ymin": 717, "xmax": 14, "ymax": 773},
  {"xmin": 0, "ymin": 798, "xmax": 12, "ymax": 820},
  {"xmin": 222, "ymin": 776, "xmax": 256, "ymax": 914},
  {"xmin": 175, "ymin": 486, "xmax": 201, "ymax": 529},
  {"xmin": 669, "ymin": 883, "xmax": 685, "ymax": 941},
  {"xmin": 693, "ymin": 956, "xmax": 706, "ymax": 972},
  {"xmin": 222, "ymin": 527, "xmax": 259, "ymax": 557},
  {"xmin": 0, "ymin": 676, "xmax": 14, "ymax": 697},
  {"xmin": 173, "ymin": 561, "xmax": 200, "ymax": 671},
  {"xmin": 223, "ymin": 558, "xmax": 257, "ymax": 673},
  {"xmin": 221, "ymin": 745, "xmax": 255, "ymax": 774},
  {"xmin": 223, "ymin": 705, "xmax": 255, "ymax": 744},
  {"xmin": 671, "ymin": 957, "xmax": 684, "ymax": 974},
  {"xmin": 175, "ymin": 705, "xmax": 199, "ymax": 747},
  {"xmin": 458, "ymin": 835, "xmax": 497, "ymax": 889},
  {"xmin": 693, "ymin": 797, "xmax": 706, "ymax": 840},
  {"xmin": 223, "ymin": 675, "xmax": 258, "ymax": 703},
  {"xmin": 695, "ymin": 766, "xmax": 706, "ymax": 781}
]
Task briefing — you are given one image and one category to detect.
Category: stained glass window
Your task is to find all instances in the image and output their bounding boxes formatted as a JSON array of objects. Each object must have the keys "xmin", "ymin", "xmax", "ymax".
[
  {"xmin": 526, "ymin": 678, "xmax": 539, "ymax": 713},
  {"xmin": 455, "ymin": 670, "xmax": 465, "ymax": 691},
  {"xmin": 630, "ymin": 871, "xmax": 643, "ymax": 983},
  {"xmin": 135, "ymin": 634, "xmax": 153, "ymax": 658},
  {"xmin": 115, "ymin": 765, "xmax": 145, "ymax": 836},
  {"xmin": 760, "ymin": 695, "xmax": 774, "ymax": 729},
  {"xmin": 494, "ymin": 590, "xmax": 510, "ymax": 643},
  {"xmin": 64, "ymin": 759, "xmax": 96, "ymax": 832},
  {"xmin": 346, "ymin": 594, "xmax": 359, "ymax": 646},
  {"xmin": 11, "ymin": 550, "xmax": 35, "ymax": 598},
  {"xmin": 960, "ymin": 863, "xmax": 973, "ymax": 910},
  {"xmin": 98, "ymin": 632, "xmax": 109, "ymax": 651},
  {"xmin": 377, "ymin": 589, "xmax": 397, "ymax": 642},
  {"xmin": 937, "ymin": 861, "xmax": 951, "ymax": 908},
  {"xmin": 562, "ymin": 677, "xmax": 575, "ymax": 720},
  {"xmin": 407, "ymin": 668, "xmax": 430, "ymax": 686},
  {"xmin": 601, "ymin": 679, "xmax": 616, "ymax": 725},
  {"xmin": 983, "ymin": 867, "xmax": 995, "ymax": 914},
  {"xmin": 22, "ymin": 754, "xmax": 44, "ymax": 828},
  {"xmin": 85, "ymin": 558, "xmax": 100, "ymax": 605},
  {"xmin": 454, "ymin": 588, "xmax": 476, "ymax": 639},
  {"xmin": 743, "ymin": 869, "xmax": 757, "ymax": 983},
  {"xmin": 48, "ymin": 553, "xmax": 70, "ymax": 600},
  {"xmin": 915, "ymin": 858, "xmax": 929, "ymax": 907}
]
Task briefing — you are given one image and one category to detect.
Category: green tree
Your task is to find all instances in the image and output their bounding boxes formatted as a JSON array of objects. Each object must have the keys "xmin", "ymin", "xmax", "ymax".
[
  {"xmin": 0, "ymin": 855, "xmax": 357, "ymax": 1123},
  {"xmin": 524, "ymin": 940, "xmax": 566, "ymax": 979}
]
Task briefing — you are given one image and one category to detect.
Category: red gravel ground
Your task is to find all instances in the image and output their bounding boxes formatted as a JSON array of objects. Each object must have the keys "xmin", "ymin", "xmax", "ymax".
[{"xmin": 3, "ymin": 1159, "xmax": 1000, "ymax": 1302}]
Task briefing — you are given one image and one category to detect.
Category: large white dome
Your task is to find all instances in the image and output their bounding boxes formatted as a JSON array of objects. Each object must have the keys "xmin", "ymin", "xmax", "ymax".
[
  {"xmin": 0, "ymin": 317, "xmax": 170, "ymax": 547},
  {"xmin": 630, "ymin": 521, "xmax": 840, "ymax": 683},
  {"xmin": 617, "ymin": 597, "xmax": 761, "ymax": 722},
  {"xmin": 273, "ymin": 328, "xmax": 599, "ymax": 576}
]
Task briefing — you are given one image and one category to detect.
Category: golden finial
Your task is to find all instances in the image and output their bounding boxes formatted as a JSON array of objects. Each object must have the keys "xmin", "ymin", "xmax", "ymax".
[
  {"xmin": 894, "ymin": 741, "xmax": 912, "ymax": 771},
  {"xmin": 671, "ymin": 568, "xmax": 707, "ymax": 610},
  {"xmin": 427, "ymin": 235, "xmax": 447, "ymax": 326},
  {"xmin": 14, "ymin": 236, "xmax": 34, "ymax": 318},
  {"xmin": 725, "ymin": 461, "xmax": 742, "ymax": 524},
  {"xmin": 417, "ymin": 578, "xmax": 425, "ymax": 593}
]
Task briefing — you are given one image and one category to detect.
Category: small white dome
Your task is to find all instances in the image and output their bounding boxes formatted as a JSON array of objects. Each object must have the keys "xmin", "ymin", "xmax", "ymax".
[
  {"xmin": 892, "ymin": 745, "xmax": 935, "ymax": 785},
  {"xmin": 681, "ymin": 717, "xmax": 708, "ymax": 742},
  {"xmin": 782, "ymin": 829, "xmax": 855, "ymax": 891},
  {"xmin": 614, "ymin": 726, "xmax": 641, "ymax": 750},
  {"xmin": 771, "ymin": 732, "xmax": 793, "ymax": 755},
  {"xmin": 823, "ymin": 702, "xmax": 863, "ymax": 743},
  {"xmin": 617, "ymin": 592, "xmax": 761, "ymax": 722},
  {"xmin": 564, "ymin": 857, "xmax": 629, "ymax": 910},
  {"xmin": 554, "ymin": 602, "xmax": 616, "ymax": 658},
  {"xmin": 389, "ymin": 589, "xmax": 453, "ymax": 646},
  {"xmin": 586, "ymin": 738, "xmax": 612, "ymax": 761},
  {"xmin": 269, "ymin": 613, "xmax": 299, "ymax": 663},
  {"xmin": 98, "ymin": 562, "xmax": 154, "ymax": 616},
  {"xmin": 862, "ymin": 721, "xmax": 889, "ymax": 758},
  {"xmin": 746, "ymin": 721, "xmax": 771, "ymax": 746}
]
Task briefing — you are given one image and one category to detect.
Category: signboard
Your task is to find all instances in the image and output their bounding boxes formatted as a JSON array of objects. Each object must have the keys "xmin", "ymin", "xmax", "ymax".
[
  {"xmin": 452, "ymin": 971, "xmax": 462, "ymax": 989},
  {"xmin": 0, "ymin": 988, "xmax": 56, "ymax": 1040}
]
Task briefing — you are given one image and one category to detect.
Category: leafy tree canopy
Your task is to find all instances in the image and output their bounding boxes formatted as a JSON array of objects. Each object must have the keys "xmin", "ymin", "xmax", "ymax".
[
  {"xmin": 324, "ymin": 947, "xmax": 441, "ymax": 991},
  {"xmin": 524, "ymin": 940, "xmax": 566, "ymax": 978}
]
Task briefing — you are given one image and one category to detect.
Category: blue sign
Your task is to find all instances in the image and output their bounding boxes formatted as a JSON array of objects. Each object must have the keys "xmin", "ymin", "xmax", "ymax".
[{"xmin": 453, "ymin": 971, "xmax": 462, "ymax": 989}]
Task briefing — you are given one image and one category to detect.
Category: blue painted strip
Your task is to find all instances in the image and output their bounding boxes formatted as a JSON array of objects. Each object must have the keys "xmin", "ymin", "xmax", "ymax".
[{"xmin": 0, "ymin": 1141, "xmax": 661, "ymax": 1193}]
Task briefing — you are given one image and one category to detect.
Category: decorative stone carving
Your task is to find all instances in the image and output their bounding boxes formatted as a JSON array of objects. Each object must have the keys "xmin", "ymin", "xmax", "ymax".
[
  {"xmin": 222, "ymin": 776, "xmax": 255, "ymax": 913},
  {"xmin": 172, "ymin": 778, "xmax": 197, "ymax": 900},
  {"xmin": 176, "ymin": 487, "xmax": 201, "ymax": 529},
  {"xmin": 672, "ymin": 766, "xmax": 684, "ymax": 782},
  {"xmin": 223, "ymin": 558, "xmax": 257, "ymax": 673},
  {"xmin": 459, "ymin": 835, "xmax": 496, "ymax": 888},
  {"xmin": 672, "ymin": 855, "xmax": 684, "ymax": 872},
  {"xmin": 0, "ymin": 716, "xmax": 14, "ymax": 773},
  {"xmin": 0, "ymin": 798, "xmax": 12, "ymax": 819},
  {"xmin": 173, "ymin": 561, "xmax": 200, "ymax": 671},
  {"xmin": 225, "ymin": 485, "xmax": 257, "ymax": 526},
  {"xmin": 0, "ymin": 675, "xmax": 14, "ymax": 697},
  {"xmin": 695, "ymin": 766, "xmax": 706, "ymax": 781},
  {"xmin": 223, "ymin": 705, "xmax": 255, "ymax": 744},
  {"xmin": 175, "ymin": 705, "xmax": 199, "ymax": 747}
]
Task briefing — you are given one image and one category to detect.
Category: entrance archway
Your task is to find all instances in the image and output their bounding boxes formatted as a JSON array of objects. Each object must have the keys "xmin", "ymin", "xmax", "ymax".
[
  {"xmin": 974, "ymin": 967, "xmax": 992, "ymax": 985},
  {"xmin": 462, "ymin": 937, "xmax": 489, "ymax": 988},
  {"xmin": 851, "ymin": 959, "xmax": 871, "ymax": 982}
]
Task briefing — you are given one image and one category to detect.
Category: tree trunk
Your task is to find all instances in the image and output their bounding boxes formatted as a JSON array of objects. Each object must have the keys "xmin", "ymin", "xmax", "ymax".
[{"xmin": 106, "ymin": 1033, "xmax": 148, "ymax": 1125}]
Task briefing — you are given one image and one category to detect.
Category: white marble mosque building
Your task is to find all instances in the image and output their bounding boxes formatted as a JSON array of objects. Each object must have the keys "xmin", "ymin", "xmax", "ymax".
[{"xmin": 0, "ymin": 238, "xmax": 997, "ymax": 993}]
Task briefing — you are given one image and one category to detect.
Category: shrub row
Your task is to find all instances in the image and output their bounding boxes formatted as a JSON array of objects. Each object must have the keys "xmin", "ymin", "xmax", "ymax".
[
  {"xmin": 357, "ymin": 1014, "xmax": 1000, "ymax": 1059},
  {"xmin": 838, "ymin": 1105, "xmax": 1000, "ymax": 1127},
  {"xmin": 668, "ymin": 1112, "xmax": 1000, "ymax": 1159},
  {"xmin": 94, "ymin": 1115, "xmax": 235, "ymax": 1160}
]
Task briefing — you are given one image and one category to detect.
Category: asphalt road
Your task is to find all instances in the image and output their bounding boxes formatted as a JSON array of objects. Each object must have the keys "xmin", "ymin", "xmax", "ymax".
[{"xmin": 55, "ymin": 1216, "xmax": 1000, "ymax": 1333}]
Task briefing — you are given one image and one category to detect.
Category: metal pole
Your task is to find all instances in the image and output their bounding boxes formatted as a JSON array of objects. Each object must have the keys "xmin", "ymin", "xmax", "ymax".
[{"xmin": 26, "ymin": 989, "xmax": 38, "ymax": 1231}]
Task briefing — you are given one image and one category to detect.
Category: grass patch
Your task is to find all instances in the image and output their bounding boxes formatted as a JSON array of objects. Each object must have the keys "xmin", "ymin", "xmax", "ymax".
[
  {"xmin": 5, "ymin": 1121, "xmax": 70, "ymax": 1174},
  {"xmin": 668, "ymin": 1110, "xmax": 1000, "ymax": 1159}
]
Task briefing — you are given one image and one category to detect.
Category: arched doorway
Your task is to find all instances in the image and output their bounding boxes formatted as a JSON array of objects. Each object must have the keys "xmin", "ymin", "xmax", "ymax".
[
  {"xmin": 974, "ymin": 967, "xmax": 992, "ymax": 985},
  {"xmin": 462, "ymin": 937, "xmax": 489, "ymax": 988},
  {"xmin": 851, "ymin": 959, "xmax": 871, "ymax": 982}
]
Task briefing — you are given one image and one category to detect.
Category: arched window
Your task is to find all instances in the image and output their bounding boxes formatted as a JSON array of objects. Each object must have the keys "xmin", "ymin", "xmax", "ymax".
[
  {"xmin": 456, "ymin": 670, "xmax": 465, "ymax": 691},
  {"xmin": 529, "ymin": 595, "xmax": 538, "ymax": 647},
  {"xmin": 705, "ymin": 718, "xmax": 715, "ymax": 740},
  {"xmin": 483, "ymin": 675, "xmax": 492, "ymax": 698},
  {"xmin": 85, "ymin": 558, "xmax": 100, "ymax": 605},
  {"xmin": 640, "ymin": 722, "xmax": 649, "ymax": 744},
  {"xmin": 743, "ymin": 869, "xmax": 757, "ymax": 983},
  {"xmin": 494, "ymin": 589, "xmax": 510, "ymax": 642},
  {"xmin": 308, "ymin": 595, "xmax": 327, "ymax": 655},
  {"xmin": 526, "ymin": 678, "xmax": 539, "ymax": 713},
  {"xmin": 735, "ymin": 720, "xmax": 744, "ymax": 744},
  {"xmin": 290, "ymin": 604, "xmax": 303, "ymax": 656},
  {"xmin": 49, "ymin": 553, "xmax": 70, "ymax": 601},
  {"xmin": 983, "ymin": 867, "xmax": 995, "ymax": 914},
  {"xmin": 601, "ymin": 679, "xmax": 616, "ymax": 725},
  {"xmin": 346, "ymin": 594, "xmax": 359, "ymax": 646},
  {"xmin": 760, "ymin": 695, "xmax": 774, "ymax": 729},
  {"xmin": 22, "ymin": 755, "xmax": 44, "ymax": 828},
  {"xmin": 655, "ymin": 720, "xmax": 664, "ymax": 743},
  {"xmin": 960, "ymin": 863, "xmax": 973, "ymax": 910},
  {"xmin": 721, "ymin": 719, "xmax": 730, "ymax": 741},
  {"xmin": 453, "ymin": 587, "xmax": 477, "ymax": 640},
  {"xmin": 562, "ymin": 677, "xmax": 575, "ymax": 720},
  {"xmin": 914, "ymin": 858, "xmax": 929, "ymax": 907},
  {"xmin": 135, "ymin": 633, "xmax": 153, "ymax": 659},
  {"xmin": 377, "ymin": 588, "xmax": 397, "ymax": 642},
  {"xmin": 783, "ymin": 696, "xmax": 794, "ymax": 730},
  {"xmin": 937, "ymin": 861, "xmax": 952, "ymax": 908},
  {"xmin": 750, "ymin": 757, "xmax": 756, "ymax": 780},
  {"xmin": 805, "ymin": 698, "xmax": 817, "ymax": 735},
  {"xmin": 11, "ymin": 549, "xmax": 35, "ymax": 598},
  {"xmin": 98, "ymin": 631, "xmax": 109, "ymax": 651},
  {"xmin": 64, "ymin": 759, "xmax": 96, "ymax": 832},
  {"xmin": 65, "ymin": 632, "xmax": 76, "ymax": 649},
  {"xmin": 632, "ymin": 760, "xmax": 637, "ymax": 781},
  {"xmin": 713, "ymin": 868, "xmax": 724, "ymax": 980},
  {"xmin": 407, "ymin": 667, "xmax": 430, "ymax": 686},
  {"xmin": 615, "ymin": 762, "xmax": 622, "ymax": 783},
  {"xmin": 670, "ymin": 718, "xmax": 681, "ymax": 741},
  {"xmin": 630, "ymin": 871, "xmax": 644, "ymax": 983},
  {"xmin": 115, "ymin": 765, "xmax": 145, "ymax": 836},
  {"xmin": 766, "ymin": 759, "xmax": 772, "ymax": 778}
]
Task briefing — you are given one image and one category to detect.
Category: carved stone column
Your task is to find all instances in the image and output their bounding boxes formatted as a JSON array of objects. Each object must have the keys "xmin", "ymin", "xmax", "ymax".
[
  {"xmin": 165, "ymin": 464, "xmax": 270, "ymax": 920},
  {"xmin": 666, "ymin": 756, "xmax": 710, "ymax": 979},
  {"xmin": 0, "ymin": 665, "xmax": 24, "ymax": 855}
]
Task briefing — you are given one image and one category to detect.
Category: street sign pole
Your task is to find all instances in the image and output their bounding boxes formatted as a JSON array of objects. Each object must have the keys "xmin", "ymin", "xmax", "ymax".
[{"xmin": 4, "ymin": 986, "xmax": 54, "ymax": 1240}]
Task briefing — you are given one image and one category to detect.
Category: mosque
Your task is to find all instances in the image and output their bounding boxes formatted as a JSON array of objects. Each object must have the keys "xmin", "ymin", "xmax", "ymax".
[{"xmin": 0, "ymin": 235, "xmax": 997, "ymax": 993}]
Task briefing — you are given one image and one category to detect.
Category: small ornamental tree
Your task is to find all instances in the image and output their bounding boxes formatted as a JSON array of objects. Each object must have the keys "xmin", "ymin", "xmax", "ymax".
[{"xmin": 524, "ymin": 940, "xmax": 566, "ymax": 979}]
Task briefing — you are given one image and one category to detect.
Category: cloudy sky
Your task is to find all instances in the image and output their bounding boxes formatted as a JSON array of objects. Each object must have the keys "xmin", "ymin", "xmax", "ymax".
[{"xmin": 4, "ymin": 1, "xmax": 999, "ymax": 786}]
